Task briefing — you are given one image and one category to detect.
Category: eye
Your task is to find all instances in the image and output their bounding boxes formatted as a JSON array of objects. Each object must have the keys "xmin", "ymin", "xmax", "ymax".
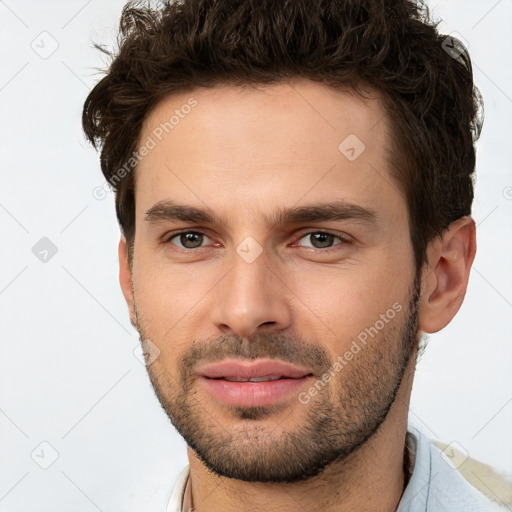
[
  {"xmin": 163, "ymin": 230, "xmax": 350, "ymax": 253},
  {"xmin": 295, "ymin": 231, "xmax": 349, "ymax": 250},
  {"xmin": 165, "ymin": 231, "xmax": 213, "ymax": 250}
]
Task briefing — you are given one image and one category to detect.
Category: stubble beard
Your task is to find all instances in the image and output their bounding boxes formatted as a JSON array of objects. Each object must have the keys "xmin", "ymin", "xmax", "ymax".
[{"xmin": 135, "ymin": 275, "xmax": 421, "ymax": 483}]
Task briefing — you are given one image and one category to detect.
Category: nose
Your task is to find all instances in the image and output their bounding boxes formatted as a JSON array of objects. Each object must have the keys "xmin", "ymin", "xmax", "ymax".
[{"xmin": 209, "ymin": 250, "xmax": 292, "ymax": 338}]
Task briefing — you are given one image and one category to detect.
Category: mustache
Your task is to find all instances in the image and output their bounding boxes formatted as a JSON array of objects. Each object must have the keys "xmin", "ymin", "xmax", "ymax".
[{"xmin": 178, "ymin": 332, "xmax": 331, "ymax": 380}]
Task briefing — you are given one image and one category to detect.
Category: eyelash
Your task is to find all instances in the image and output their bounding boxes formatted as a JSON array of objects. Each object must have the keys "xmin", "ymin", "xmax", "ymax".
[{"xmin": 162, "ymin": 230, "xmax": 351, "ymax": 253}]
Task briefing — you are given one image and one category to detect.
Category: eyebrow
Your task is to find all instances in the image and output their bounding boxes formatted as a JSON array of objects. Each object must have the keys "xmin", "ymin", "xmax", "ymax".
[{"xmin": 145, "ymin": 199, "xmax": 378, "ymax": 228}]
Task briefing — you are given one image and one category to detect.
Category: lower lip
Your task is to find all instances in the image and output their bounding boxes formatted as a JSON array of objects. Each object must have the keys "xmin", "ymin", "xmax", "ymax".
[{"xmin": 198, "ymin": 376, "xmax": 313, "ymax": 407}]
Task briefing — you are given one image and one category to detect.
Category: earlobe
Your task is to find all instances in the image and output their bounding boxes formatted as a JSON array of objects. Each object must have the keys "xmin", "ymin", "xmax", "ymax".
[
  {"xmin": 118, "ymin": 235, "xmax": 137, "ymax": 328},
  {"xmin": 418, "ymin": 216, "xmax": 477, "ymax": 334}
]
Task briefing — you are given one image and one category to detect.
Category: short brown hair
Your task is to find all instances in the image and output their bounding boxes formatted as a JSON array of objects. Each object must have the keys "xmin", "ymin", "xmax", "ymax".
[{"xmin": 82, "ymin": 0, "xmax": 483, "ymax": 271}]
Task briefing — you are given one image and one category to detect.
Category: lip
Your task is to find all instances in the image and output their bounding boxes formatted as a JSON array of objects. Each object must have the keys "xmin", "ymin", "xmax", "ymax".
[
  {"xmin": 196, "ymin": 359, "xmax": 315, "ymax": 407},
  {"xmin": 198, "ymin": 376, "xmax": 314, "ymax": 407},
  {"xmin": 196, "ymin": 359, "xmax": 314, "ymax": 380}
]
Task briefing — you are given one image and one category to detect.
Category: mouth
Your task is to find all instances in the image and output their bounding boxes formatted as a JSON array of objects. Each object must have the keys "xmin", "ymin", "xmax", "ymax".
[
  {"xmin": 207, "ymin": 375, "xmax": 312, "ymax": 382},
  {"xmin": 197, "ymin": 358, "xmax": 314, "ymax": 380},
  {"xmin": 196, "ymin": 359, "xmax": 315, "ymax": 407}
]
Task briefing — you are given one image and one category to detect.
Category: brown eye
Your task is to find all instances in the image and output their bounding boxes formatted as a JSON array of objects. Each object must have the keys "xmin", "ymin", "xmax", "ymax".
[
  {"xmin": 168, "ymin": 231, "xmax": 210, "ymax": 249},
  {"xmin": 296, "ymin": 232, "xmax": 346, "ymax": 250}
]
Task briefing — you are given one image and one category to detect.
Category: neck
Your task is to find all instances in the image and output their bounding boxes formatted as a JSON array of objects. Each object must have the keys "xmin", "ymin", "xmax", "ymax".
[{"xmin": 187, "ymin": 356, "xmax": 416, "ymax": 512}]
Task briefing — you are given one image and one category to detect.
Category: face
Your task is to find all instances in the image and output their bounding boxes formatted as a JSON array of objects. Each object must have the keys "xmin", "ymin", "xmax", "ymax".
[{"xmin": 124, "ymin": 79, "xmax": 421, "ymax": 483}]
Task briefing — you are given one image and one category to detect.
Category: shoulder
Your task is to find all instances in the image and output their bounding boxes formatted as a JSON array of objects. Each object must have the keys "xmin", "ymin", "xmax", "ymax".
[
  {"xmin": 432, "ymin": 438, "xmax": 512, "ymax": 509},
  {"xmin": 399, "ymin": 427, "xmax": 511, "ymax": 511}
]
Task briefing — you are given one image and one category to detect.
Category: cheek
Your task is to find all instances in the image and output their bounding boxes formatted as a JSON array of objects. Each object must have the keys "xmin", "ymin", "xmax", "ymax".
[
  {"xmin": 133, "ymin": 274, "xmax": 194, "ymax": 370},
  {"xmin": 288, "ymin": 251, "xmax": 411, "ymax": 353},
  {"xmin": 132, "ymin": 254, "xmax": 217, "ymax": 337}
]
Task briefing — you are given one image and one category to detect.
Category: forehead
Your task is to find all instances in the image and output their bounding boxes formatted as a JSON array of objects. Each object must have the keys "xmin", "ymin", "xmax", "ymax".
[
  {"xmin": 134, "ymin": 79, "xmax": 400, "ymax": 225},
  {"xmin": 139, "ymin": 78, "xmax": 388, "ymax": 158}
]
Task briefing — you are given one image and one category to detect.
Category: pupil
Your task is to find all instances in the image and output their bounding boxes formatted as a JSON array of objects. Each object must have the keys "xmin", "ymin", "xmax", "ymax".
[
  {"xmin": 312, "ymin": 233, "xmax": 333, "ymax": 248},
  {"xmin": 181, "ymin": 233, "xmax": 203, "ymax": 248}
]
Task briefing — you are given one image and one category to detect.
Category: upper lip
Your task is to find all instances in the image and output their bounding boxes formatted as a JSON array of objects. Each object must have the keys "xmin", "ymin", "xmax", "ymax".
[{"xmin": 196, "ymin": 359, "xmax": 314, "ymax": 379}]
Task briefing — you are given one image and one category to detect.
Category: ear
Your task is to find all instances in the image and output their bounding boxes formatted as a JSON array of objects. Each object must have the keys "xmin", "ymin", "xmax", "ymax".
[
  {"xmin": 418, "ymin": 216, "xmax": 477, "ymax": 334},
  {"xmin": 118, "ymin": 235, "xmax": 137, "ymax": 328}
]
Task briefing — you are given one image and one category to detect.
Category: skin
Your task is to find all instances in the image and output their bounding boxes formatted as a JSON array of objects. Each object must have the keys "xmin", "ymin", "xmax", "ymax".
[{"xmin": 118, "ymin": 78, "xmax": 476, "ymax": 512}]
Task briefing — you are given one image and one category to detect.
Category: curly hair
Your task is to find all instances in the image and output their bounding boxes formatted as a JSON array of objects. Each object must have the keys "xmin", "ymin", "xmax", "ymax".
[{"xmin": 82, "ymin": 0, "xmax": 483, "ymax": 271}]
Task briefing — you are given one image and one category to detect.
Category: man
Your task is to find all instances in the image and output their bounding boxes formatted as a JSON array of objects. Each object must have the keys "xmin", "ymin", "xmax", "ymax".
[{"xmin": 82, "ymin": 0, "xmax": 508, "ymax": 510}]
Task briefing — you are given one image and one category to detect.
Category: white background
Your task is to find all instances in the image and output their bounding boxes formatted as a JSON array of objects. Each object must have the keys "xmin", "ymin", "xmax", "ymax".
[{"xmin": 1, "ymin": 0, "xmax": 511, "ymax": 510}]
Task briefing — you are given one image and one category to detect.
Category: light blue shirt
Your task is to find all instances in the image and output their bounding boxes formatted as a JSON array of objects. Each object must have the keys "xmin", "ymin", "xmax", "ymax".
[
  {"xmin": 398, "ymin": 426, "xmax": 506, "ymax": 511},
  {"xmin": 167, "ymin": 426, "xmax": 507, "ymax": 511}
]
